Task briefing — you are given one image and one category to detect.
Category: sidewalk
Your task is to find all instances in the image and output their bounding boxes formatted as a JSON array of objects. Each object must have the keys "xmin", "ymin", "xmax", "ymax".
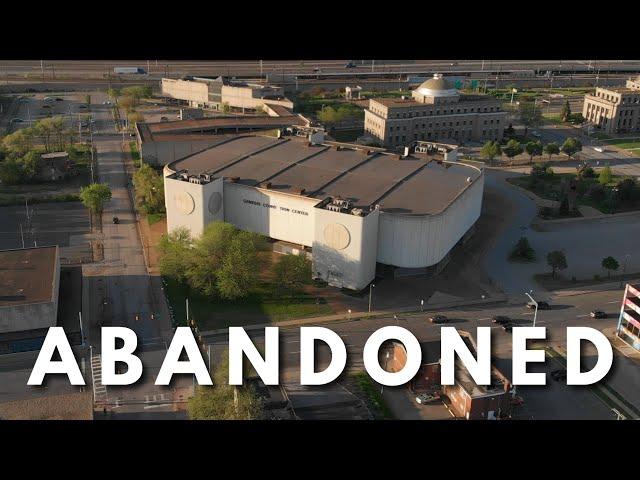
[{"xmin": 551, "ymin": 279, "xmax": 639, "ymax": 298}]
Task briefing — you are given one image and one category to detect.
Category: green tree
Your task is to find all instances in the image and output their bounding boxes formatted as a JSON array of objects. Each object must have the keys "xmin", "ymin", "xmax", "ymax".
[
  {"xmin": 21, "ymin": 150, "xmax": 41, "ymax": 181},
  {"xmin": 0, "ymin": 157, "xmax": 23, "ymax": 184},
  {"xmin": 187, "ymin": 350, "xmax": 264, "ymax": 420},
  {"xmin": 509, "ymin": 236, "xmax": 536, "ymax": 261},
  {"xmin": 561, "ymin": 137, "xmax": 582, "ymax": 159},
  {"xmin": 561, "ymin": 100, "xmax": 572, "ymax": 122},
  {"xmin": 544, "ymin": 142, "xmax": 560, "ymax": 161},
  {"xmin": 2, "ymin": 129, "xmax": 34, "ymax": 156},
  {"xmin": 217, "ymin": 231, "xmax": 261, "ymax": 301},
  {"xmin": 127, "ymin": 111, "xmax": 145, "ymax": 127},
  {"xmin": 133, "ymin": 163, "xmax": 165, "ymax": 214},
  {"xmin": 159, "ymin": 227, "xmax": 193, "ymax": 283},
  {"xmin": 85, "ymin": 94, "xmax": 92, "ymax": 106},
  {"xmin": 274, "ymin": 254, "xmax": 312, "ymax": 295},
  {"xmin": 79, "ymin": 183, "xmax": 112, "ymax": 230},
  {"xmin": 503, "ymin": 139, "xmax": 523, "ymax": 160},
  {"xmin": 107, "ymin": 88, "xmax": 121, "ymax": 103},
  {"xmin": 598, "ymin": 165, "xmax": 613, "ymax": 185},
  {"xmin": 480, "ymin": 140, "xmax": 502, "ymax": 162},
  {"xmin": 525, "ymin": 140, "xmax": 543, "ymax": 164},
  {"xmin": 601, "ymin": 256, "xmax": 619, "ymax": 278},
  {"xmin": 119, "ymin": 96, "xmax": 135, "ymax": 113},
  {"xmin": 547, "ymin": 250, "xmax": 568, "ymax": 279},
  {"xmin": 519, "ymin": 101, "xmax": 542, "ymax": 128}
]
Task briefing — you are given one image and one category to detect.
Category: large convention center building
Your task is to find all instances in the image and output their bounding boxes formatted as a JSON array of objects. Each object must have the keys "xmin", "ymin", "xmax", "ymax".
[{"xmin": 163, "ymin": 128, "xmax": 484, "ymax": 290}]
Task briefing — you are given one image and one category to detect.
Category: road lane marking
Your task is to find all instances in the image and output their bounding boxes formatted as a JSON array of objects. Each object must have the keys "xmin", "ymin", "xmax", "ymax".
[
  {"xmin": 607, "ymin": 301, "xmax": 620, "ymax": 304},
  {"xmin": 522, "ymin": 312, "xmax": 534, "ymax": 315},
  {"xmin": 576, "ymin": 314, "xmax": 589, "ymax": 318}
]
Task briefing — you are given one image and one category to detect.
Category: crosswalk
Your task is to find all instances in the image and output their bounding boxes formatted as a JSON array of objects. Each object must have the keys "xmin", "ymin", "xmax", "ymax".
[{"xmin": 90, "ymin": 352, "xmax": 108, "ymax": 404}]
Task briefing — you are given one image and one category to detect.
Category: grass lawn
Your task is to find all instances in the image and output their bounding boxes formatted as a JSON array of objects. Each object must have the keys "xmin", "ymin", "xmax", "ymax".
[
  {"xmin": 163, "ymin": 275, "xmax": 333, "ymax": 331},
  {"xmin": 542, "ymin": 113, "xmax": 563, "ymax": 125},
  {"xmin": 348, "ymin": 371, "xmax": 393, "ymax": 419},
  {"xmin": 146, "ymin": 212, "xmax": 165, "ymax": 225},
  {"xmin": 603, "ymin": 138, "xmax": 640, "ymax": 150}
]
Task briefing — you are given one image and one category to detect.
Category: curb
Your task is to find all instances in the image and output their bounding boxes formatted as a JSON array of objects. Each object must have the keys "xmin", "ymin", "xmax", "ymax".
[{"xmin": 199, "ymin": 295, "xmax": 508, "ymax": 337}]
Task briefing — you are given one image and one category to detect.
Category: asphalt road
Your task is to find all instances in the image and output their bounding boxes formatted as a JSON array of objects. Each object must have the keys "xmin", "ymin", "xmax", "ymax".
[
  {"xmin": 204, "ymin": 286, "xmax": 636, "ymax": 419},
  {"xmin": 2, "ymin": 60, "xmax": 639, "ymax": 80}
]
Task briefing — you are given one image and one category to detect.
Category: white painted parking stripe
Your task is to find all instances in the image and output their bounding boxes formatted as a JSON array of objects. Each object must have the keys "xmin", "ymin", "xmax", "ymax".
[
  {"xmin": 607, "ymin": 301, "xmax": 619, "ymax": 304},
  {"xmin": 577, "ymin": 314, "xmax": 589, "ymax": 318}
]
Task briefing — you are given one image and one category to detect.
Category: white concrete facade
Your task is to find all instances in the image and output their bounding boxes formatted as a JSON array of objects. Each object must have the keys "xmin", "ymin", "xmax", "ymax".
[{"xmin": 164, "ymin": 163, "xmax": 483, "ymax": 290}]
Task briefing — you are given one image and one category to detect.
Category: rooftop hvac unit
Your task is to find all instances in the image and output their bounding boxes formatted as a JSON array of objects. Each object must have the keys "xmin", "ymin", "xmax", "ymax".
[
  {"xmin": 189, "ymin": 176, "xmax": 204, "ymax": 185},
  {"xmin": 326, "ymin": 204, "xmax": 342, "ymax": 213},
  {"xmin": 202, "ymin": 173, "xmax": 212, "ymax": 182},
  {"xmin": 292, "ymin": 187, "xmax": 306, "ymax": 195},
  {"xmin": 351, "ymin": 208, "xmax": 363, "ymax": 216},
  {"xmin": 179, "ymin": 172, "xmax": 189, "ymax": 181},
  {"xmin": 260, "ymin": 181, "xmax": 272, "ymax": 189}
]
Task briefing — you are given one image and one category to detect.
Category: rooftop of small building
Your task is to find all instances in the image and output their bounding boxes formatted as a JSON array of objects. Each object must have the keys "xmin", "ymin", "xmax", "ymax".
[
  {"xmin": 136, "ymin": 115, "xmax": 307, "ymax": 143},
  {"xmin": 369, "ymin": 93, "xmax": 501, "ymax": 108},
  {"xmin": 167, "ymin": 135, "xmax": 482, "ymax": 216},
  {"xmin": 0, "ymin": 246, "xmax": 58, "ymax": 308}
]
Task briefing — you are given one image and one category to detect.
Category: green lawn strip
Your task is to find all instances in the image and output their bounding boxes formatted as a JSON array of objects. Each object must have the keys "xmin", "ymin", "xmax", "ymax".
[
  {"xmin": 546, "ymin": 346, "xmax": 638, "ymax": 419},
  {"xmin": 162, "ymin": 276, "xmax": 333, "ymax": 330},
  {"xmin": 350, "ymin": 371, "xmax": 393, "ymax": 419},
  {"xmin": 146, "ymin": 212, "xmax": 165, "ymax": 225},
  {"xmin": 0, "ymin": 193, "xmax": 80, "ymax": 206}
]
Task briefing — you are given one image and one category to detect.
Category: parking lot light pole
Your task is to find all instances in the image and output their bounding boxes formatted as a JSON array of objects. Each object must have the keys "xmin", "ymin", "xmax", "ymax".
[
  {"xmin": 525, "ymin": 292, "xmax": 539, "ymax": 328},
  {"xmin": 368, "ymin": 283, "xmax": 375, "ymax": 312}
]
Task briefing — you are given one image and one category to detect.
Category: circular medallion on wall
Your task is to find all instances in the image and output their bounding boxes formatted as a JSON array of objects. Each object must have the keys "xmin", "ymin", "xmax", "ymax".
[
  {"xmin": 174, "ymin": 191, "xmax": 195, "ymax": 215},
  {"xmin": 208, "ymin": 192, "xmax": 222, "ymax": 215},
  {"xmin": 323, "ymin": 223, "xmax": 351, "ymax": 250}
]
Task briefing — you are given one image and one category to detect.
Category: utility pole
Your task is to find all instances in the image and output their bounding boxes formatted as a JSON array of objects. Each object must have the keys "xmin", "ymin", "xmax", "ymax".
[
  {"xmin": 371, "ymin": 59, "xmax": 375, "ymax": 73},
  {"xmin": 79, "ymin": 311, "xmax": 85, "ymax": 347},
  {"xmin": 525, "ymin": 292, "xmax": 539, "ymax": 328}
]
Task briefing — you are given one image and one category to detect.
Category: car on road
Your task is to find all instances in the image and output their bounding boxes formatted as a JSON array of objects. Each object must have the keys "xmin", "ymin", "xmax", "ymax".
[
  {"xmin": 313, "ymin": 67, "xmax": 322, "ymax": 73},
  {"xmin": 41, "ymin": 104, "xmax": 51, "ymax": 109},
  {"xmin": 593, "ymin": 146, "xmax": 605, "ymax": 153},
  {"xmin": 55, "ymin": 97, "xmax": 64, "ymax": 102},
  {"xmin": 112, "ymin": 216, "xmax": 119, "ymax": 224},
  {"xmin": 531, "ymin": 131, "xmax": 541, "ymax": 138},
  {"xmin": 550, "ymin": 369, "xmax": 567, "ymax": 381},
  {"xmin": 510, "ymin": 395, "xmax": 525, "ymax": 406},
  {"xmin": 43, "ymin": 96, "xmax": 55, "ymax": 102},
  {"xmin": 429, "ymin": 315, "xmax": 448, "ymax": 324},
  {"xmin": 590, "ymin": 310, "xmax": 607, "ymax": 319},
  {"xmin": 345, "ymin": 61, "xmax": 356, "ymax": 69},
  {"xmin": 78, "ymin": 104, "xmax": 88, "ymax": 109},
  {"xmin": 415, "ymin": 392, "xmax": 440, "ymax": 404},
  {"xmin": 527, "ymin": 300, "xmax": 549, "ymax": 310},
  {"xmin": 492, "ymin": 315, "xmax": 510, "ymax": 325},
  {"xmin": 10, "ymin": 118, "xmax": 23, "ymax": 123},
  {"xmin": 160, "ymin": 116, "xmax": 169, "ymax": 122},
  {"xmin": 102, "ymin": 100, "xmax": 112, "ymax": 105}
]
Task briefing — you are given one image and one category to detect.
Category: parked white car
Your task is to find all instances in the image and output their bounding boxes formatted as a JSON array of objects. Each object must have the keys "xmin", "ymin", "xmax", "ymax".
[{"xmin": 593, "ymin": 146, "xmax": 605, "ymax": 153}]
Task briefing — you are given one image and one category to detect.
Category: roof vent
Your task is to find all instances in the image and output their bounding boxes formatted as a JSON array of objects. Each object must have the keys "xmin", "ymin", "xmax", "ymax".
[{"xmin": 260, "ymin": 181, "xmax": 272, "ymax": 189}]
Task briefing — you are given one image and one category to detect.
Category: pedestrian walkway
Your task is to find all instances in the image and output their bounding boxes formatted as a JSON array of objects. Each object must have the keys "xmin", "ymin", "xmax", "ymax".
[{"xmin": 90, "ymin": 352, "xmax": 108, "ymax": 404}]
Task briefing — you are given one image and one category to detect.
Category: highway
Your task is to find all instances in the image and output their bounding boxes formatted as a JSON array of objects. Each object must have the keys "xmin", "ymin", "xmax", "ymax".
[{"xmin": 2, "ymin": 59, "xmax": 639, "ymax": 80}]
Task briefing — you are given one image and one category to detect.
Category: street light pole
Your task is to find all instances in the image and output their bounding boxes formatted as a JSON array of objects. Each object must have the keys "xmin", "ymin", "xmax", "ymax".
[
  {"xmin": 368, "ymin": 283, "xmax": 375, "ymax": 312},
  {"xmin": 525, "ymin": 292, "xmax": 539, "ymax": 328},
  {"xmin": 79, "ymin": 311, "xmax": 85, "ymax": 347}
]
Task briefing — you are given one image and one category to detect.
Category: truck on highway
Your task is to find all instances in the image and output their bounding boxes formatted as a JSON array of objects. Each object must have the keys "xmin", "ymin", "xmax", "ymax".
[{"xmin": 113, "ymin": 67, "xmax": 146, "ymax": 74}]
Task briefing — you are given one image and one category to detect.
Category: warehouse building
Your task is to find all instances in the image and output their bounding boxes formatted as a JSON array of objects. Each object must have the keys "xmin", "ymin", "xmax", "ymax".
[
  {"xmin": 161, "ymin": 76, "xmax": 294, "ymax": 112},
  {"xmin": 163, "ymin": 130, "xmax": 484, "ymax": 290},
  {"xmin": 364, "ymin": 74, "xmax": 506, "ymax": 147},
  {"xmin": 582, "ymin": 76, "xmax": 640, "ymax": 134},
  {"xmin": 135, "ymin": 114, "xmax": 309, "ymax": 166},
  {"xmin": 0, "ymin": 246, "xmax": 60, "ymax": 334}
]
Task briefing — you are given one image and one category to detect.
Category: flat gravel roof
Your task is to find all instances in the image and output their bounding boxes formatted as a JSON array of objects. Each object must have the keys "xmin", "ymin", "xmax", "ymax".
[
  {"xmin": 169, "ymin": 136, "xmax": 481, "ymax": 215},
  {"xmin": 0, "ymin": 246, "xmax": 57, "ymax": 307}
]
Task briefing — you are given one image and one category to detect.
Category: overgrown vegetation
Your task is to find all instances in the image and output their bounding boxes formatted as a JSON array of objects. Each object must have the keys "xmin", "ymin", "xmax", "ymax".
[
  {"xmin": 509, "ymin": 237, "xmax": 536, "ymax": 262},
  {"xmin": 133, "ymin": 163, "xmax": 164, "ymax": 215}
]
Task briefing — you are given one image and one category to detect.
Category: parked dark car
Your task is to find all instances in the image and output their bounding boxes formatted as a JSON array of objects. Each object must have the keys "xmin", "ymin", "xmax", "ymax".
[
  {"xmin": 590, "ymin": 310, "xmax": 607, "ymax": 319},
  {"xmin": 527, "ymin": 300, "xmax": 550, "ymax": 310},
  {"xmin": 492, "ymin": 315, "xmax": 510, "ymax": 325},
  {"xmin": 429, "ymin": 315, "xmax": 448, "ymax": 324},
  {"xmin": 112, "ymin": 216, "xmax": 119, "ymax": 224}
]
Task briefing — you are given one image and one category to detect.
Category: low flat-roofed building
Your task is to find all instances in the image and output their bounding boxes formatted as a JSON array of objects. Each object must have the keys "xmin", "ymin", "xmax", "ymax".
[
  {"xmin": 364, "ymin": 74, "xmax": 506, "ymax": 147},
  {"xmin": 582, "ymin": 76, "xmax": 640, "ymax": 134},
  {"xmin": 0, "ymin": 246, "xmax": 60, "ymax": 334},
  {"xmin": 161, "ymin": 76, "xmax": 293, "ymax": 112},
  {"xmin": 135, "ymin": 115, "xmax": 309, "ymax": 166},
  {"xmin": 163, "ymin": 132, "xmax": 483, "ymax": 290}
]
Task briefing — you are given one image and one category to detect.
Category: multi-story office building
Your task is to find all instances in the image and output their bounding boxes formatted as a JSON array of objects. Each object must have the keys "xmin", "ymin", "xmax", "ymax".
[
  {"xmin": 582, "ymin": 76, "xmax": 640, "ymax": 134},
  {"xmin": 161, "ymin": 76, "xmax": 294, "ymax": 112},
  {"xmin": 364, "ymin": 74, "xmax": 507, "ymax": 147}
]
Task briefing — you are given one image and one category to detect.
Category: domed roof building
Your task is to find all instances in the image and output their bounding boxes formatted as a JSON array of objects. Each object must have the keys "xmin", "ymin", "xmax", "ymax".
[
  {"xmin": 413, "ymin": 74, "xmax": 460, "ymax": 102},
  {"xmin": 364, "ymin": 73, "xmax": 506, "ymax": 147}
]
